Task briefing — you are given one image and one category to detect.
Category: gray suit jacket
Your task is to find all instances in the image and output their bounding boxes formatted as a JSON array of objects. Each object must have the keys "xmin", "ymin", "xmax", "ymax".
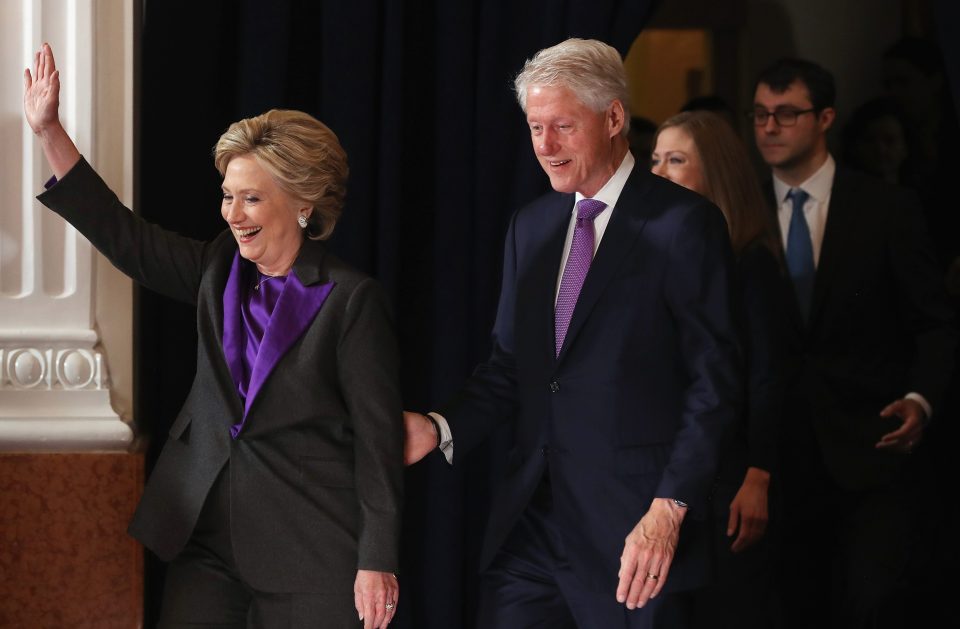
[{"xmin": 38, "ymin": 158, "xmax": 403, "ymax": 594}]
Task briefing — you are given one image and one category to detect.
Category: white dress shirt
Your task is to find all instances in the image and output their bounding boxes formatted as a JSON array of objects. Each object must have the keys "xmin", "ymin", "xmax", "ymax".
[
  {"xmin": 554, "ymin": 151, "xmax": 635, "ymax": 302},
  {"xmin": 773, "ymin": 154, "xmax": 834, "ymax": 268}
]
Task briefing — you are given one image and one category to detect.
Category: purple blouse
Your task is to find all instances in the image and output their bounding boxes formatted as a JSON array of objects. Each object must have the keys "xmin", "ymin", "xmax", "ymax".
[
  {"xmin": 221, "ymin": 251, "xmax": 336, "ymax": 438},
  {"xmin": 224, "ymin": 255, "xmax": 289, "ymax": 438},
  {"xmin": 237, "ymin": 269, "xmax": 287, "ymax": 404}
]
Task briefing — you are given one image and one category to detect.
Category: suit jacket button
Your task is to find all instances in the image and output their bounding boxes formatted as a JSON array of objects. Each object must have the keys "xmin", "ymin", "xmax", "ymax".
[{"xmin": 549, "ymin": 380, "xmax": 560, "ymax": 393}]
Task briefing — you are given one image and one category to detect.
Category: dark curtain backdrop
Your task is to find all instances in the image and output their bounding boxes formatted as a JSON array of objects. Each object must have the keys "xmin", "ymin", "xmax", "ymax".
[
  {"xmin": 138, "ymin": 1, "xmax": 658, "ymax": 626},
  {"xmin": 938, "ymin": 0, "xmax": 960, "ymax": 120}
]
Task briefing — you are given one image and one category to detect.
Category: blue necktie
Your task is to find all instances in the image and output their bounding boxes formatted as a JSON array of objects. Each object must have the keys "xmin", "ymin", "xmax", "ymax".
[{"xmin": 785, "ymin": 188, "xmax": 814, "ymax": 320}]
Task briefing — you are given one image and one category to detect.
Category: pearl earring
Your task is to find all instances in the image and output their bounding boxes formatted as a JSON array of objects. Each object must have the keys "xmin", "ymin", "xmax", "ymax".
[{"xmin": 298, "ymin": 215, "xmax": 308, "ymax": 229}]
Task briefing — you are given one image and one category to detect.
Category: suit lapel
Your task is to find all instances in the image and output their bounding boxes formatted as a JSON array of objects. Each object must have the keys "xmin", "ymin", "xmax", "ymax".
[
  {"xmin": 222, "ymin": 251, "xmax": 247, "ymax": 399},
  {"xmin": 203, "ymin": 238, "xmax": 245, "ymax": 420},
  {"xmin": 556, "ymin": 168, "xmax": 651, "ymax": 363},
  {"xmin": 523, "ymin": 195, "xmax": 576, "ymax": 361},
  {"xmin": 243, "ymin": 242, "xmax": 335, "ymax": 417},
  {"xmin": 808, "ymin": 168, "xmax": 858, "ymax": 330}
]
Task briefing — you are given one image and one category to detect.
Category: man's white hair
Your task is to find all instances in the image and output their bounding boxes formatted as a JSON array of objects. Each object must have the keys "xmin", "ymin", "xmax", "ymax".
[{"xmin": 514, "ymin": 38, "xmax": 631, "ymax": 134}]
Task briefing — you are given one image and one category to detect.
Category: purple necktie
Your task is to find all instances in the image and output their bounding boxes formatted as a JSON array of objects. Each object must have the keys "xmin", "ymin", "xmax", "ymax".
[{"xmin": 555, "ymin": 198, "xmax": 607, "ymax": 356}]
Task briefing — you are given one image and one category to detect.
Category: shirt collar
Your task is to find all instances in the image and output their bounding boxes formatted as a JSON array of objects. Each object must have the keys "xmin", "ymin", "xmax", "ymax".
[
  {"xmin": 773, "ymin": 153, "xmax": 835, "ymax": 204},
  {"xmin": 574, "ymin": 150, "xmax": 635, "ymax": 210}
]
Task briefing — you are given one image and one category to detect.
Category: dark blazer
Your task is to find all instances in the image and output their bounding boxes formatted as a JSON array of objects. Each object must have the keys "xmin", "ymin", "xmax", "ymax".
[
  {"xmin": 443, "ymin": 164, "xmax": 743, "ymax": 594},
  {"xmin": 765, "ymin": 165, "xmax": 956, "ymax": 490},
  {"xmin": 38, "ymin": 158, "xmax": 403, "ymax": 594},
  {"xmin": 714, "ymin": 242, "xmax": 788, "ymax": 484}
]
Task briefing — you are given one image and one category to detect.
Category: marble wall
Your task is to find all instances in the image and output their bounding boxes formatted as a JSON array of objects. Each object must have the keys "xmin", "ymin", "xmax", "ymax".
[{"xmin": 0, "ymin": 451, "xmax": 144, "ymax": 628}]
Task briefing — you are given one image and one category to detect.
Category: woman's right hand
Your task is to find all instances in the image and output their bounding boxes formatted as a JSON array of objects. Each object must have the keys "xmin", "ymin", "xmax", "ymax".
[
  {"xmin": 23, "ymin": 43, "xmax": 80, "ymax": 179},
  {"xmin": 727, "ymin": 466, "xmax": 770, "ymax": 553},
  {"xmin": 24, "ymin": 43, "xmax": 62, "ymax": 136}
]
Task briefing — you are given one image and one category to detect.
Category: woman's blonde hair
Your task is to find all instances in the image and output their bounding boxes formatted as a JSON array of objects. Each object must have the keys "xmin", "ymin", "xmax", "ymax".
[
  {"xmin": 654, "ymin": 111, "xmax": 778, "ymax": 257},
  {"xmin": 214, "ymin": 109, "xmax": 348, "ymax": 240}
]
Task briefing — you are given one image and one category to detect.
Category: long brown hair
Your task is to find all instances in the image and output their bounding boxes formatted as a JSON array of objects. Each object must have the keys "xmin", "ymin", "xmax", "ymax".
[{"xmin": 654, "ymin": 111, "xmax": 779, "ymax": 258}]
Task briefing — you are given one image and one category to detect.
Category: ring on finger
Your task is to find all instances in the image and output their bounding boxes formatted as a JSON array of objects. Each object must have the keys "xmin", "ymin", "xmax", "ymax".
[
  {"xmin": 646, "ymin": 572, "xmax": 659, "ymax": 580},
  {"xmin": 385, "ymin": 602, "xmax": 396, "ymax": 611}
]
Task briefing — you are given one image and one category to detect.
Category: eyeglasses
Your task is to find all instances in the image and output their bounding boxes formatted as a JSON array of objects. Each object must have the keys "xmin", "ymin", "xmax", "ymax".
[{"xmin": 748, "ymin": 107, "xmax": 816, "ymax": 127}]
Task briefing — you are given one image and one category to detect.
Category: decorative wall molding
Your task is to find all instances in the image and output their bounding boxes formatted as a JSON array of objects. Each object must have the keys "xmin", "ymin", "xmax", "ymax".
[
  {"xmin": 0, "ymin": 334, "xmax": 133, "ymax": 451},
  {"xmin": 1, "ymin": 344, "xmax": 108, "ymax": 391},
  {"xmin": 0, "ymin": 0, "xmax": 134, "ymax": 451}
]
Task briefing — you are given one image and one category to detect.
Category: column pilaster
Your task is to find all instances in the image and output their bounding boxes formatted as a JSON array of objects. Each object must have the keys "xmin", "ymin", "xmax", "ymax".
[{"xmin": 0, "ymin": 0, "xmax": 134, "ymax": 451}]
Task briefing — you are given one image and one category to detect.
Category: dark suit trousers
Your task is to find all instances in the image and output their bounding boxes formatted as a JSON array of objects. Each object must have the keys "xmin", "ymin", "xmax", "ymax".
[
  {"xmin": 692, "ymin": 480, "xmax": 782, "ymax": 629},
  {"xmin": 778, "ymin": 430, "xmax": 915, "ymax": 629},
  {"xmin": 158, "ymin": 463, "xmax": 361, "ymax": 629},
  {"xmin": 477, "ymin": 474, "xmax": 692, "ymax": 629}
]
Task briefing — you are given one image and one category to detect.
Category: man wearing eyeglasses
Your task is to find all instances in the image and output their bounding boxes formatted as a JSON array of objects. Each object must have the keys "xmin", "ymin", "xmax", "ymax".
[{"xmin": 751, "ymin": 58, "xmax": 956, "ymax": 629}]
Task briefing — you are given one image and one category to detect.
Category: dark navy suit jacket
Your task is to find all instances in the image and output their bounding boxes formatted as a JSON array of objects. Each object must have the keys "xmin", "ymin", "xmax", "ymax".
[{"xmin": 443, "ymin": 164, "xmax": 743, "ymax": 594}]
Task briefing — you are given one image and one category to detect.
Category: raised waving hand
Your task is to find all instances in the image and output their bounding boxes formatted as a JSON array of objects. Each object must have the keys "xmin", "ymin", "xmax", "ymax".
[{"xmin": 23, "ymin": 43, "xmax": 80, "ymax": 178}]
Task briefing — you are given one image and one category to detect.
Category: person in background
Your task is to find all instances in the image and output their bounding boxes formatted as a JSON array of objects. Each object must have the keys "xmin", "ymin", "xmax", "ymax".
[
  {"xmin": 680, "ymin": 95, "xmax": 738, "ymax": 130},
  {"xmin": 841, "ymin": 97, "xmax": 911, "ymax": 185},
  {"xmin": 25, "ymin": 43, "xmax": 403, "ymax": 629},
  {"xmin": 652, "ymin": 110, "xmax": 786, "ymax": 629},
  {"xmin": 751, "ymin": 56, "xmax": 956, "ymax": 629},
  {"xmin": 627, "ymin": 115, "xmax": 658, "ymax": 163},
  {"xmin": 882, "ymin": 36, "xmax": 960, "ymax": 277}
]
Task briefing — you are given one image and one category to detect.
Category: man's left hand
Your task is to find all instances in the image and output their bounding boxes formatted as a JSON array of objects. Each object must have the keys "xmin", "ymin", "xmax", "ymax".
[
  {"xmin": 876, "ymin": 398, "xmax": 926, "ymax": 453},
  {"xmin": 616, "ymin": 497, "xmax": 685, "ymax": 609}
]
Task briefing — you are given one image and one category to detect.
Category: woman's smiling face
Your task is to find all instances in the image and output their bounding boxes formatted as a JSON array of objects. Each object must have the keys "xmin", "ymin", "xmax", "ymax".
[
  {"xmin": 220, "ymin": 154, "xmax": 309, "ymax": 275},
  {"xmin": 650, "ymin": 126, "xmax": 707, "ymax": 195}
]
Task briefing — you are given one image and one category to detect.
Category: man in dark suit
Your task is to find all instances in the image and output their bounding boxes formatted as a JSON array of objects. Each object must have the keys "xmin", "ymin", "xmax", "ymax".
[
  {"xmin": 405, "ymin": 38, "xmax": 742, "ymax": 628},
  {"xmin": 750, "ymin": 58, "xmax": 956, "ymax": 628}
]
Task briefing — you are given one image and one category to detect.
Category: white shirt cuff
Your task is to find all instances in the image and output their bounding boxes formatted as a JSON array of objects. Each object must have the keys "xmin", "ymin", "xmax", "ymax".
[
  {"xmin": 428, "ymin": 412, "xmax": 454, "ymax": 465},
  {"xmin": 904, "ymin": 392, "xmax": 932, "ymax": 420}
]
